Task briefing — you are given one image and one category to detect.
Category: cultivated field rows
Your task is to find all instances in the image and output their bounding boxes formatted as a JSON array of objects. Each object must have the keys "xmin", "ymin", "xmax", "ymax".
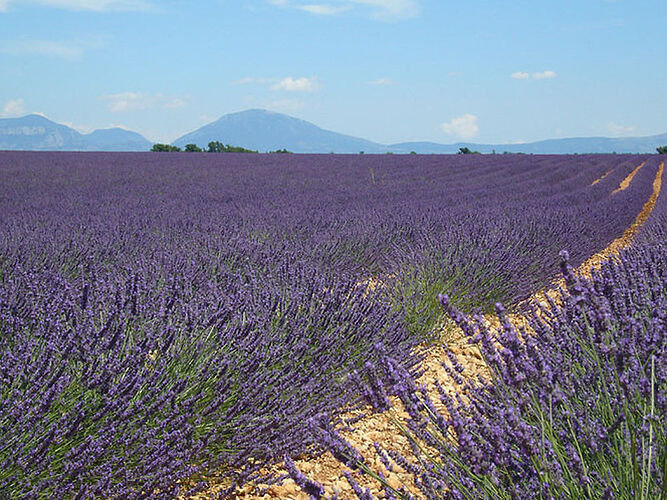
[
  {"xmin": 0, "ymin": 153, "xmax": 663, "ymax": 499},
  {"xmin": 199, "ymin": 160, "xmax": 665, "ymax": 499}
]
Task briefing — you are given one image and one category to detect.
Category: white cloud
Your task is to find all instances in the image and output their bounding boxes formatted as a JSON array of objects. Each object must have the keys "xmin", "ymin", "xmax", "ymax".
[
  {"xmin": 349, "ymin": 0, "xmax": 419, "ymax": 19},
  {"xmin": 532, "ymin": 70, "xmax": 557, "ymax": 79},
  {"xmin": 606, "ymin": 122, "xmax": 636, "ymax": 137},
  {"xmin": 368, "ymin": 77, "xmax": 394, "ymax": 85},
  {"xmin": 298, "ymin": 4, "xmax": 349, "ymax": 15},
  {"xmin": 511, "ymin": 70, "xmax": 557, "ymax": 80},
  {"xmin": 163, "ymin": 97, "xmax": 187, "ymax": 109},
  {"xmin": 1, "ymin": 0, "xmax": 152, "ymax": 12},
  {"xmin": 1, "ymin": 98, "xmax": 25, "ymax": 117},
  {"xmin": 1, "ymin": 39, "xmax": 84, "ymax": 60},
  {"xmin": 271, "ymin": 76, "xmax": 318, "ymax": 92},
  {"xmin": 101, "ymin": 92, "xmax": 187, "ymax": 112},
  {"xmin": 440, "ymin": 114, "xmax": 479, "ymax": 140},
  {"xmin": 267, "ymin": 0, "xmax": 419, "ymax": 20}
]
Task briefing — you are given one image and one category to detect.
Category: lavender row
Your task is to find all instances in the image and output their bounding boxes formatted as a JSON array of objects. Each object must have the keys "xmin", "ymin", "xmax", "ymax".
[
  {"xmin": 0, "ymin": 152, "xmax": 658, "ymax": 497},
  {"xmin": 311, "ymin": 166, "xmax": 665, "ymax": 498}
]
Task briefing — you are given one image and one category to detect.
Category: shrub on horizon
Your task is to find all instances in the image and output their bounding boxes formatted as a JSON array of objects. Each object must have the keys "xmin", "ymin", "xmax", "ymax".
[{"xmin": 150, "ymin": 143, "xmax": 181, "ymax": 152}]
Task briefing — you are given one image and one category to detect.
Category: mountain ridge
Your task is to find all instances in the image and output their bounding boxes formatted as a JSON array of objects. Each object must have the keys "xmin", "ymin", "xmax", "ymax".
[
  {"xmin": 2, "ymin": 111, "xmax": 666, "ymax": 154},
  {"xmin": 0, "ymin": 114, "xmax": 152, "ymax": 151},
  {"xmin": 173, "ymin": 109, "xmax": 382, "ymax": 153}
]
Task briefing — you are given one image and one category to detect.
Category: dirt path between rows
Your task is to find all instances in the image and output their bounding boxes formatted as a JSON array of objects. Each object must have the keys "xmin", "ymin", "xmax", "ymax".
[
  {"xmin": 591, "ymin": 169, "xmax": 612, "ymax": 186},
  {"xmin": 612, "ymin": 161, "xmax": 645, "ymax": 194},
  {"xmin": 190, "ymin": 161, "xmax": 663, "ymax": 500}
]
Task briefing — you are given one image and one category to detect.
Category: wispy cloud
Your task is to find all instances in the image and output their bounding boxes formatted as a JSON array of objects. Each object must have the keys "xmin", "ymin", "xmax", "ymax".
[
  {"xmin": 298, "ymin": 4, "xmax": 350, "ymax": 15},
  {"xmin": 1, "ymin": 0, "xmax": 152, "ymax": 12},
  {"xmin": 441, "ymin": 113, "xmax": 479, "ymax": 140},
  {"xmin": 1, "ymin": 97, "xmax": 25, "ymax": 117},
  {"xmin": 0, "ymin": 38, "xmax": 89, "ymax": 60},
  {"xmin": 271, "ymin": 77, "xmax": 319, "ymax": 92},
  {"xmin": 268, "ymin": 0, "xmax": 419, "ymax": 20},
  {"xmin": 368, "ymin": 77, "xmax": 394, "ymax": 85},
  {"xmin": 512, "ymin": 70, "xmax": 557, "ymax": 80},
  {"xmin": 349, "ymin": 0, "xmax": 419, "ymax": 19},
  {"xmin": 532, "ymin": 70, "xmax": 557, "ymax": 80},
  {"xmin": 101, "ymin": 92, "xmax": 187, "ymax": 112},
  {"xmin": 233, "ymin": 76, "xmax": 321, "ymax": 92},
  {"xmin": 606, "ymin": 122, "xmax": 636, "ymax": 137}
]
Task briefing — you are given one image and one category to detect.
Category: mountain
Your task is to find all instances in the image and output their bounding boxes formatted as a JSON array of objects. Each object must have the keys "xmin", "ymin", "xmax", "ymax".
[
  {"xmin": 83, "ymin": 127, "xmax": 152, "ymax": 151},
  {"xmin": 0, "ymin": 114, "xmax": 84, "ymax": 150},
  {"xmin": 388, "ymin": 135, "xmax": 667, "ymax": 154},
  {"xmin": 173, "ymin": 109, "xmax": 384, "ymax": 153},
  {"xmin": 0, "ymin": 115, "xmax": 151, "ymax": 151},
  {"xmin": 2, "ymin": 111, "xmax": 665, "ymax": 154},
  {"xmin": 175, "ymin": 110, "xmax": 666, "ymax": 154}
]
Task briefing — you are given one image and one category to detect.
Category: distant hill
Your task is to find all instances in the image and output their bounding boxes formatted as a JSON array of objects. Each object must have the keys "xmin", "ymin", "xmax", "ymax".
[
  {"xmin": 388, "ymin": 135, "xmax": 667, "ymax": 154},
  {"xmin": 176, "ymin": 110, "xmax": 667, "ymax": 154},
  {"xmin": 81, "ymin": 127, "xmax": 152, "ymax": 151},
  {"xmin": 173, "ymin": 109, "xmax": 384, "ymax": 153},
  {"xmin": 0, "ymin": 115, "xmax": 151, "ymax": 151},
  {"xmin": 2, "ymin": 111, "xmax": 666, "ymax": 154}
]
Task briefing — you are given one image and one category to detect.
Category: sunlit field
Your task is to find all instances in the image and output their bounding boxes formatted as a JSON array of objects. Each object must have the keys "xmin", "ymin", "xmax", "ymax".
[{"xmin": 0, "ymin": 152, "xmax": 663, "ymax": 499}]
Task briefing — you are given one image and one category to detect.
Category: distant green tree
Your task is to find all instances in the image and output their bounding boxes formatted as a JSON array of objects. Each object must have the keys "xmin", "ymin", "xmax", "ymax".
[
  {"xmin": 269, "ymin": 148, "xmax": 292, "ymax": 154},
  {"xmin": 457, "ymin": 147, "xmax": 480, "ymax": 154},
  {"xmin": 150, "ymin": 143, "xmax": 181, "ymax": 152},
  {"xmin": 207, "ymin": 141, "xmax": 225, "ymax": 153},
  {"xmin": 207, "ymin": 141, "xmax": 257, "ymax": 153},
  {"xmin": 225, "ymin": 145, "xmax": 258, "ymax": 153},
  {"xmin": 359, "ymin": 151, "xmax": 365, "ymax": 155},
  {"xmin": 657, "ymin": 146, "xmax": 667, "ymax": 154},
  {"xmin": 409, "ymin": 151, "xmax": 417, "ymax": 155},
  {"xmin": 184, "ymin": 144, "xmax": 203, "ymax": 152}
]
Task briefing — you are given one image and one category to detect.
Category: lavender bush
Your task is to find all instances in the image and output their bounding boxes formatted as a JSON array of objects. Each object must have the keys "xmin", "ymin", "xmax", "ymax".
[
  {"xmin": 317, "ymin": 177, "xmax": 666, "ymax": 498},
  {"xmin": 0, "ymin": 152, "xmax": 659, "ymax": 497}
]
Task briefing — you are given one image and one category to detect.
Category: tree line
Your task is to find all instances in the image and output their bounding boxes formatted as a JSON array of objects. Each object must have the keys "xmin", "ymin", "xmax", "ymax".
[
  {"xmin": 151, "ymin": 142, "xmax": 667, "ymax": 154},
  {"xmin": 150, "ymin": 141, "xmax": 292, "ymax": 154}
]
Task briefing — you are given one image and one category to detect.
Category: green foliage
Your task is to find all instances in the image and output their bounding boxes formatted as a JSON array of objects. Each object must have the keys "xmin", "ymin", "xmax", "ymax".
[
  {"xmin": 150, "ymin": 143, "xmax": 181, "ymax": 152},
  {"xmin": 409, "ymin": 151, "xmax": 417, "ymax": 155},
  {"xmin": 207, "ymin": 141, "xmax": 225, "ymax": 153},
  {"xmin": 268, "ymin": 148, "xmax": 293, "ymax": 154},
  {"xmin": 457, "ymin": 147, "xmax": 480, "ymax": 155},
  {"xmin": 207, "ymin": 141, "xmax": 257, "ymax": 153},
  {"xmin": 184, "ymin": 144, "xmax": 203, "ymax": 152},
  {"xmin": 657, "ymin": 146, "xmax": 667, "ymax": 154}
]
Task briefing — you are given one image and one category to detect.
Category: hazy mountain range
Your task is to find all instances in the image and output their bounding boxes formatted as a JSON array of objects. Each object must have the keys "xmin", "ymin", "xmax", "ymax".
[
  {"xmin": 2, "ymin": 110, "xmax": 666, "ymax": 154},
  {"xmin": 0, "ymin": 114, "xmax": 152, "ymax": 151}
]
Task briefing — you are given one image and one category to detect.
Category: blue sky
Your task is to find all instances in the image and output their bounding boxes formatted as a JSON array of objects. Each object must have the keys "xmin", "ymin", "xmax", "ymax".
[{"xmin": 1, "ymin": 0, "xmax": 665, "ymax": 144}]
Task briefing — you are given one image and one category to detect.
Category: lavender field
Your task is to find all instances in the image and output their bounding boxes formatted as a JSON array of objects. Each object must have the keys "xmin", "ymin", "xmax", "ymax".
[{"xmin": 0, "ymin": 152, "xmax": 663, "ymax": 498}]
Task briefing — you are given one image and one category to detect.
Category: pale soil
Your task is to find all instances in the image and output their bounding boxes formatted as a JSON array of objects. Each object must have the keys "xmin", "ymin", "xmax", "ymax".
[
  {"xmin": 612, "ymin": 161, "xmax": 645, "ymax": 194},
  {"xmin": 187, "ymin": 161, "xmax": 663, "ymax": 500},
  {"xmin": 591, "ymin": 169, "xmax": 612, "ymax": 186}
]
